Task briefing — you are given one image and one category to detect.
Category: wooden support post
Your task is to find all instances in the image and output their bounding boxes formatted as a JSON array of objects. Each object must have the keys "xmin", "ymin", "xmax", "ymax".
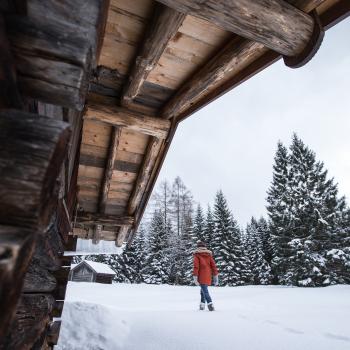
[
  {"xmin": 122, "ymin": 3, "xmax": 185, "ymax": 107},
  {"xmin": 128, "ymin": 138, "xmax": 163, "ymax": 216},
  {"xmin": 99, "ymin": 127, "xmax": 121, "ymax": 213},
  {"xmin": 92, "ymin": 224, "xmax": 102, "ymax": 245},
  {"xmin": 161, "ymin": 0, "xmax": 325, "ymax": 120},
  {"xmin": 47, "ymin": 320, "xmax": 62, "ymax": 346},
  {"xmin": 115, "ymin": 226, "xmax": 129, "ymax": 247},
  {"xmin": 85, "ymin": 103, "xmax": 171, "ymax": 139},
  {"xmin": 156, "ymin": 0, "xmax": 315, "ymax": 57}
]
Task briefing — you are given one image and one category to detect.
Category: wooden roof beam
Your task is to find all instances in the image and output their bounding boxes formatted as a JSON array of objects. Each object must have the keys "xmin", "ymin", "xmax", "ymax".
[
  {"xmin": 99, "ymin": 126, "xmax": 121, "ymax": 213},
  {"xmin": 122, "ymin": 3, "xmax": 185, "ymax": 107},
  {"xmin": 161, "ymin": 0, "xmax": 325, "ymax": 120},
  {"xmin": 85, "ymin": 102, "xmax": 171, "ymax": 139},
  {"xmin": 156, "ymin": 0, "xmax": 316, "ymax": 57},
  {"xmin": 127, "ymin": 137, "xmax": 163, "ymax": 216}
]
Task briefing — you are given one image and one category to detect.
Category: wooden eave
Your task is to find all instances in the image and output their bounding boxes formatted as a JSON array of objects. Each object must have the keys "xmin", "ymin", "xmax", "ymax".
[{"xmin": 74, "ymin": 0, "xmax": 350, "ymax": 245}]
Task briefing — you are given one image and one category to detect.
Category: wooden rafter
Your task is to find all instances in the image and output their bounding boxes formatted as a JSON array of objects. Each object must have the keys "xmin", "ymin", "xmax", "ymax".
[
  {"xmin": 85, "ymin": 102, "xmax": 171, "ymax": 139},
  {"xmin": 99, "ymin": 126, "xmax": 121, "ymax": 213},
  {"xmin": 155, "ymin": 0, "xmax": 314, "ymax": 57},
  {"xmin": 122, "ymin": 3, "xmax": 185, "ymax": 107},
  {"xmin": 161, "ymin": 0, "xmax": 325, "ymax": 120},
  {"xmin": 127, "ymin": 137, "xmax": 163, "ymax": 216}
]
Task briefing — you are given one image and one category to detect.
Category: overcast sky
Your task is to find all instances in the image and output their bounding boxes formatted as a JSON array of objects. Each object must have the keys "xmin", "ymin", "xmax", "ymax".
[{"xmin": 155, "ymin": 18, "xmax": 350, "ymax": 227}]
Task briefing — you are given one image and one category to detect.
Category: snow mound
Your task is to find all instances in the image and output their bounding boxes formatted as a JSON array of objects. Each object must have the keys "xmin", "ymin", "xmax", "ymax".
[{"xmin": 56, "ymin": 301, "xmax": 129, "ymax": 350}]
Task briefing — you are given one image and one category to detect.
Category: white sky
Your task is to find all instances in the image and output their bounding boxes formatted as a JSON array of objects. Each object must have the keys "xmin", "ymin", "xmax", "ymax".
[{"xmin": 155, "ymin": 18, "xmax": 350, "ymax": 227}]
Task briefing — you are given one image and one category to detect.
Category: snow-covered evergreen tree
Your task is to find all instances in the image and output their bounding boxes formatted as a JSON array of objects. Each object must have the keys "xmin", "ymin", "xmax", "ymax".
[
  {"xmin": 267, "ymin": 134, "xmax": 348, "ymax": 286},
  {"xmin": 212, "ymin": 190, "xmax": 249, "ymax": 286},
  {"xmin": 143, "ymin": 210, "xmax": 170, "ymax": 284},
  {"xmin": 204, "ymin": 205, "xmax": 215, "ymax": 251},
  {"xmin": 245, "ymin": 218, "xmax": 272, "ymax": 285},
  {"xmin": 193, "ymin": 204, "xmax": 205, "ymax": 243}
]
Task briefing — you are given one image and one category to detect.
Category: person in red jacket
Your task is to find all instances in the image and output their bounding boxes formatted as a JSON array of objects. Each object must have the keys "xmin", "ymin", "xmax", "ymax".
[{"xmin": 193, "ymin": 241, "xmax": 219, "ymax": 311}]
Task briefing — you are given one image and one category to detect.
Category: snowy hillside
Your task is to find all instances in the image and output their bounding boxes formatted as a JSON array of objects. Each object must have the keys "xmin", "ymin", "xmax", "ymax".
[{"xmin": 56, "ymin": 283, "xmax": 350, "ymax": 350}]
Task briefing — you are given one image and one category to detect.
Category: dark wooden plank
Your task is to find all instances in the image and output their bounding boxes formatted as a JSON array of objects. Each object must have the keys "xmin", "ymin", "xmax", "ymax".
[
  {"xmin": 47, "ymin": 320, "xmax": 62, "ymax": 346},
  {"xmin": 90, "ymin": 65, "xmax": 126, "ymax": 98},
  {"xmin": 99, "ymin": 127, "xmax": 121, "ymax": 213},
  {"xmin": 0, "ymin": 13, "xmax": 22, "ymax": 109},
  {"xmin": 156, "ymin": 0, "xmax": 314, "ymax": 56},
  {"xmin": 86, "ymin": 102, "xmax": 171, "ymax": 139},
  {"xmin": 0, "ymin": 110, "xmax": 71, "ymax": 229},
  {"xmin": 135, "ymin": 81, "xmax": 175, "ymax": 109},
  {"xmin": 319, "ymin": 0, "xmax": 350, "ymax": 30},
  {"xmin": 77, "ymin": 213, "xmax": 134, "ymax": 227},
  {"xmin": 0, "ymin": 227, "xmax": 36, "ymax": 341},
  {"xmin": 122, "ymin": 3, "xmax": 185, "ymax": 106},
  {"xmin": 1, "ymin": 294, "xmax": 55, "ymax": 350},
  {"xmin": 22, "ymin": 263, "xmax": 57, "ymax": 293}
]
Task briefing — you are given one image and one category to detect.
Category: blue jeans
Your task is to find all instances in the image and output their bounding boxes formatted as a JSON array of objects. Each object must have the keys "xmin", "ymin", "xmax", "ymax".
[{"xmin": 200, "ymin": 284, "xmax": 212, "ymax": 304}]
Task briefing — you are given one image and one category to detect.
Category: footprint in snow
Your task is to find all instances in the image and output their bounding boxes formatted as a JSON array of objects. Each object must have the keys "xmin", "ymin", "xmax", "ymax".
[
  {"xmin": 284, "ymin": 327, "xmax": 304, "ymax": 335},
  {"xmin": 265, "ymin": 320, "xmax": 279, "ymax": 325},
  {"xmin": 323, "ymin": 333, "xmax": 350, "ymax": 342}
]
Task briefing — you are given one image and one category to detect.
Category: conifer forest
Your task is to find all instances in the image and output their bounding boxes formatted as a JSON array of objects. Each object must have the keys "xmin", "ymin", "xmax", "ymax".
[{"xmin": 86, "ymin": 135, "xmax": 350, "ymax": 287}]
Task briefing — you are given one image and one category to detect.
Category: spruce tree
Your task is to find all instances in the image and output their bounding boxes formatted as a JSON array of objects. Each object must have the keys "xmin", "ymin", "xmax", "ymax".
[
  {"xmin": 266, "ymin": 141, "xmax": 290, "ymax": 284},
  {"xmin": 212, "ymin": 190, "xmax": 249, "ymax": 286},
  {"xmin": 204, "ymin": 205, "xmax": 215, "ymax": 251},
  {"xmin": 143, "ymin": 210, "xmax": 170, "ymax": 284},
  {"xmin": 267, "ymin": 135, "xmax": 348, "ymax": 286},
  {"xmin": 193, "ymin": 204, "xmax": 205, "ymax": 243},
  {"xmin": 245, "ymin": 217, "xmax": 272, "ymax": 285}
]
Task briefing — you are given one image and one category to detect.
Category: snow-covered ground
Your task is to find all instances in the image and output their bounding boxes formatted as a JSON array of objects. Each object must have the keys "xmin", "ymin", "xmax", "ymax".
[{"xmin": 56, "ymin": 283, "xmax": 350, "ymax": 350}]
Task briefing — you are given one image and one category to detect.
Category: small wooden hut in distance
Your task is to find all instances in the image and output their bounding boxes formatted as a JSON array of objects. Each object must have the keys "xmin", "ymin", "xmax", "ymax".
[{"xmin": 69, "ymin": 261, "xmax": 116, "ymax": 284}]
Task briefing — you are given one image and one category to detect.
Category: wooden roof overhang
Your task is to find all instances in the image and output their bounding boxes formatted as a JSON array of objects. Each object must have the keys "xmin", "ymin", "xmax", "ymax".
[
  {"xmin": 5, "ymin": 0, "xmax": 346, "ymax": 246},
  {"xmin": 74, "ymin": 0, "xmax": 350, "ymax": 246}
]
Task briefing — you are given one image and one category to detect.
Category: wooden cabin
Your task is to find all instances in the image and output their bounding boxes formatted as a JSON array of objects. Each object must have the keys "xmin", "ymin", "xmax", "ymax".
[
  {"xmin": 1, "ymin": 0, "xmax": 349, "ymax": 348},
  {"xmin": 69, "ymin": 261, "xmax": 116, "ymax": 284}
]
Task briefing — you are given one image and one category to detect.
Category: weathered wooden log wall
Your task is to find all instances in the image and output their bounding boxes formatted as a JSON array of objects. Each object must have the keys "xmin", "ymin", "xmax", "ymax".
[{"xmin": 0, "ymin": 1, "xmax": 109, "ymax": 348}]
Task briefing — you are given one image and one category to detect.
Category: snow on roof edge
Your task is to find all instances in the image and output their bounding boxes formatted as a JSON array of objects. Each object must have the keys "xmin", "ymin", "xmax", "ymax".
[{"xmin": 71, "ymin": 260, "xmax": 116, "ymax": 275}]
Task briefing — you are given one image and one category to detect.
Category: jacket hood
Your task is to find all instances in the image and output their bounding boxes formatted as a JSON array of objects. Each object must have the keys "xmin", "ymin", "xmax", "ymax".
[{"xmin": 194, "ymin": 247, "xmax": 212, "ymax": 255}]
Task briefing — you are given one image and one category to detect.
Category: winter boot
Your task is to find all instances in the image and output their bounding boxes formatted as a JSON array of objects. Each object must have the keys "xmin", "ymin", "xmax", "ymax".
[
  {"xmin": 208, "ymin": 303, "xmax": 215, "ymax": 311},
  {"xmin": 199, "ymin": 303, "xmax": 205, "ymax": 311}
]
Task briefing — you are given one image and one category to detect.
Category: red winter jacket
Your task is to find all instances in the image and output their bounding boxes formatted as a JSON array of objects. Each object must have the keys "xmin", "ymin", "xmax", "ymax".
[{"xmin": 193, "ymin": 248, "xmax": 218, "ymax": 285}]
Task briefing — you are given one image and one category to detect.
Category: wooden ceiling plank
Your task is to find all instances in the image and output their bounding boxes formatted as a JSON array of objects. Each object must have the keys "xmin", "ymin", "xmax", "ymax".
[
  {"xmin": 99, "ymin": 126, "xmax": 121, "ymax": 213},
  {"xmin": 77, "ymin": 213, "xmax": 134, "ymax": 227},
  {"xmin": 161, "ymin": 0, "xmax": 325, "ymax": 120},
  {"xmin": 85, "ymin": 102, "xmax": 171, "ymax": 139},
  {"xmin": 127, "ymin": 137, "xmax": 162, "ymax": 216},
  {"xmin": 122, "ymin": 3, "xmax": 185, "ymax": 107},
  {"xmin": 156, "ymin": 0, "xmax": 314, "ymax": 57}
]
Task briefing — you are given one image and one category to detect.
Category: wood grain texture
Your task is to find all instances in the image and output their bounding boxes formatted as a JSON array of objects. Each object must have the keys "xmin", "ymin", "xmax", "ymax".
[
  {"xmin": 127, "ymin": 137, "xmax": 162, "ymax": 215},
  {"xmin": 85, "ymin": 102, "xmax": 171, "ymax": 139},
  {"xmin": 161, "ymin": 0, "xmax": 326, "ymax": 120},
  {"xmin": 0, "ymin": 110, "xmax": 70, "ymax": 229},
  {"xmin": 116, "ymin": 225, "xmax": 130, "ymax": 247},
  {"xmin": 77, "ymin": 213, "xmax": 134, "ymax": 226},
  {"xmin": 156, "ymin": 0, "xmax": 314, "ymax": 56},
  {"xmin": 99, "ymin": 127, "xmax": 121, "ymax": 213},
  {"xmin": 0, "ymin": 14, "xmax": 22, "ymax": 109},
  {"xmin": 122, "ymin": 3, "xmax": 185, "ymax": 106}
]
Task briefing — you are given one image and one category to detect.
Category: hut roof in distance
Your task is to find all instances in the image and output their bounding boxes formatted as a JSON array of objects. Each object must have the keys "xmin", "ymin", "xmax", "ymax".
[{"xmin": 71, "ymin": 260, "xmax": 116, "ymax": 275}]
